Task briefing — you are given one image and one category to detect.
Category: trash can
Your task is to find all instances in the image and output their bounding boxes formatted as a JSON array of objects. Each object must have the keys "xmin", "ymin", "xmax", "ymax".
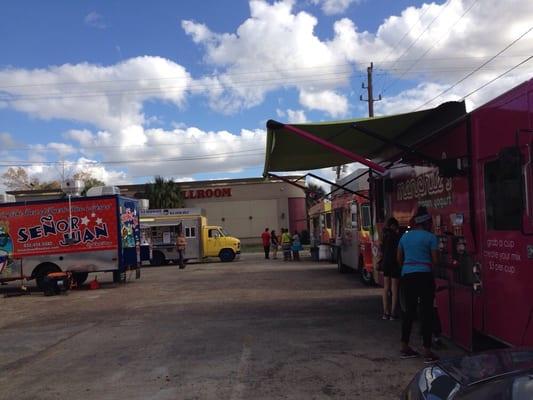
[{"xmin": 318, "ymin": 244, "xmax": 331, "ymax": 261}]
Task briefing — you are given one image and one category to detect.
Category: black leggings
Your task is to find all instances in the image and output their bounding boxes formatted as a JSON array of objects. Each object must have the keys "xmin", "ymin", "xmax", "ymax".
[{"xmin": 400, "ymin": 272, "xmax": 435, "ymax": 348}]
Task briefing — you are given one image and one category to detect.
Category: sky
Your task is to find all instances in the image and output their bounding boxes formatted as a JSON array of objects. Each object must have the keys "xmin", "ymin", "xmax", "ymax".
[{"xmin": 0, "ymin": 0, "xmax": 532, "ymax": 189}]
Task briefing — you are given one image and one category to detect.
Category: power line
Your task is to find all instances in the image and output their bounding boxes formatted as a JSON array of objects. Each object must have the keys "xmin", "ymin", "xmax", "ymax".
[
  {"xmin": 373, "ymin": 2, "xmax": 432, "ymax": 89},
  {"xmin": 1, "ymin": 137, "xmax": 265, "ymax": 152},
  {"xmin": 0, "ymin": 62, "xmax": 367, "ymax": 90},
  {"xmin": 3, "ymin": 61, "xmax": 527, "ymax": 102},
  {"xmin": 382, "ymin": 0, "xmax": 480, "ymax": 94},
  {"xmin": 378, "ymin": 0, "xmax": 452, "ymax": 93},
  {"xmin": 0, "ymin": 55, "xmax": 528, "ymax": 104},
  {"xmin": 461, "ymin": 55, "xmax": 533, "ymax": 101},
  {"xmin": 0, "ymin": 148, "xmax": 265, "ymax": 168},
  {"xmin": 0, "ymin": 71, "xmax": 356, "ymax": 101},
  {"xmin": 125, "ymin": 165, "xmax": 263, "ymax": 180},
  {"xmin": 3, "ymin": 56, "xmax": 500, "ymax": 91},
  {"xmin": 415, "ymin": 25, "xmax": 533, "ymax": 110}
]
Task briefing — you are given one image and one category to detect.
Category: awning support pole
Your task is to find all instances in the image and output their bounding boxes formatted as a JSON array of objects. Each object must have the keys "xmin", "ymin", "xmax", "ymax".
[
  {"xmin": 306, "ymin": 173, "xmax": 369, "ymax": 200},
  {"xmin": 270, "ymin": 121, "xmax": 386, "ymax": 174},
  {"xmin": 322, "ymin": 169, "xmax": 370, "ymax": 200},
  {"xmin": 266, "ymin": 173, "xmax": 309, "ymax": 193}
]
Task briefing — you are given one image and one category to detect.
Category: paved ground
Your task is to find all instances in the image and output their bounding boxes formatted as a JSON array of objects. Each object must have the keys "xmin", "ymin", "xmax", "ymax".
[{"xmin": 0, "ymin": 254, "xmax": 463, "ymax": 400}]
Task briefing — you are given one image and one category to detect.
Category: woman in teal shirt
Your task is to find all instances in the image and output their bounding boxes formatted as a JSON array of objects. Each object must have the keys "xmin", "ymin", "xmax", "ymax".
[{"xmin": 397, "ymin": 206, "xmax": 439, "ymax": 363}]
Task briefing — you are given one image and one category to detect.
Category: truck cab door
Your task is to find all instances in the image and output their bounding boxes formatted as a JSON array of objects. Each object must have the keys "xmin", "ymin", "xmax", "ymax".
[{"xmin": 205, "ymin": 228, "xmax": 221, "ymax": 257}]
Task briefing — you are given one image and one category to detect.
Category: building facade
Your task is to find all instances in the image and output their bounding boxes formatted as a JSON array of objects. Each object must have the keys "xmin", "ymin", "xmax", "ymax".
[{"xmin": 120, "ymin": 177, "xmax": 307, "ymax": 244}]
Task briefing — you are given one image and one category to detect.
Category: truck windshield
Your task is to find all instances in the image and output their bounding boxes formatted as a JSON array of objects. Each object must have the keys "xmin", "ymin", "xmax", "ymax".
[{"xmin": 218, "ymin": 228, "xmax": 228, "ymax": 237}]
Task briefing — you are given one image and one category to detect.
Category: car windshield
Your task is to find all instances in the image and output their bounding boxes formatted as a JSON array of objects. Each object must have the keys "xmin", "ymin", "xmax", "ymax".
[{"xmin": 458, "ymin": 371, "xmax": 533, "ymax": 400}]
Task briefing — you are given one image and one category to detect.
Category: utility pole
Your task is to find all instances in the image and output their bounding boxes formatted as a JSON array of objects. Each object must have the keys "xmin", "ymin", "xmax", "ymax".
[{"xmin": 360, "ymin": 62, "xmax": 382, "ymax": 117}]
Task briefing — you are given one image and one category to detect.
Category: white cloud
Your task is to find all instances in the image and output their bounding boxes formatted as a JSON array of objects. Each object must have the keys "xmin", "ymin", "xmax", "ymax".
[
  {"xmin": 299, "ymin": 89, "xmax": 348, "ymax": 117},
  {"xmin": 0, "ymin": 132, "xmax": 15, "ymax": 148},
  {"xmin": 181, "ymin": 0, "xmax": 353, "ymax": 115},
  {"xmin": 0, "ymin": 56, "xmax": 191, "ymax": 132},
  {"xmin": 84, "ymin": 12, "xmax": 106, "ymax": 29},
  {"xmin": 311, "ymin": 0, "xmax": 361, "ymax": 15},
  {"xmin": 61, "ymin": 125, "xmax": 267, "ymax": 181},
  {"xmin": 2, "ymin": 0, "xmax": 533, "ymax": 184},
  {"xmin": 276, "ymin": 108, "xmax": 308, "ymax": 123},
  {"xmin": 361, "ymin": 0, "xmax": 533, "ymax": 111},
  {"xmin": 0, "ymin": 54, "xmax": 269, "ymax": 182}
]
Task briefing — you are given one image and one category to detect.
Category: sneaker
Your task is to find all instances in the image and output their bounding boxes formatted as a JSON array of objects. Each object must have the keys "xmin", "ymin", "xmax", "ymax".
[
  {"xmin": 432, "ymin": 337, "xmax": 445, "ymax": 349},
  {"xmin": 382, "ymin": 314, "xmax": 390, "ymax": 320},
  {"xmin": 423, "ymin": 352, "xmax": 440, "ymax": 364},
  {"xmin": 389, "ymin": 314, "xmax": 399, "ymax": 321},
  {"xmin": 400, "ymin": 348, "xmax": 420, "ymax": 359}
]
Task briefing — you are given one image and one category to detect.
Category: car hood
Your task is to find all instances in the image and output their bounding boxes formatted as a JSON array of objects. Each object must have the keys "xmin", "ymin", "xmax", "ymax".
[{"xmin": 437, "ymin": 349, "xmax": 533, "ymax": 387}]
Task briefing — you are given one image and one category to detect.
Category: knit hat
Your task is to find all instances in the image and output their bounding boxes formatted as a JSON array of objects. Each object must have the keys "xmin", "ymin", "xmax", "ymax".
[{"xmin": 413, "ymin": 206, "xmax": 432, "ymax": 224}]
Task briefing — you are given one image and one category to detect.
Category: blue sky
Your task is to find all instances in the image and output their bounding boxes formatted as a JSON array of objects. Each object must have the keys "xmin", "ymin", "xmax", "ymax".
[{"xmin": 0, "ymin": 0, "xmax": 531, "ymax": 187}]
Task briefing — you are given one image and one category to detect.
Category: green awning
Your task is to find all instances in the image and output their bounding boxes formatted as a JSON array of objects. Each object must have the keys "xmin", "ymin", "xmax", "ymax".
[{"xmin": 263, "ymin": 101, "xmax": 466, "ymax": 173}]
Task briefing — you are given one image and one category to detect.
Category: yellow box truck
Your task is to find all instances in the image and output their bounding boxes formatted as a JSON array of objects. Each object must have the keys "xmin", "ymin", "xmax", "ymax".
[{"xmin": 140, "ymin": 208, "xmax": 240, "ymax": 265}]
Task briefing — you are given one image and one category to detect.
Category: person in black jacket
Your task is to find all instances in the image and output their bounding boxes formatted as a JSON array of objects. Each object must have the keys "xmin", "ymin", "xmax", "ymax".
[{"xmin": 381, "ymin": 217, "xmax": 401, "ymax": 320}]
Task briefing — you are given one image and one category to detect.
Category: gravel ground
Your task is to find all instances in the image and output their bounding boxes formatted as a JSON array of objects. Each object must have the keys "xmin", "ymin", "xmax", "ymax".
[{"xmin": 0, "ymin": 253, "xmax": 463, "ymax": 400}]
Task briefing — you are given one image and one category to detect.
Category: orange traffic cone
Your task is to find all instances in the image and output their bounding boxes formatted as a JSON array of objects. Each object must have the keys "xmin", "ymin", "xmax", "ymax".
[{"xmin": 89, "ymin": 276, "xmax": 100, "ymax": 290}]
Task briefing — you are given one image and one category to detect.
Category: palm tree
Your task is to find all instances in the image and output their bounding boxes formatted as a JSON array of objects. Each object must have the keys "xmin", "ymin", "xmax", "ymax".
[
  {"xmin": 145, "ymin": 176, "xmax": 184, "ymax": 209},
  {"xmin": 306, "ymin": 183, "xmax": 326, "ymax": 209}
]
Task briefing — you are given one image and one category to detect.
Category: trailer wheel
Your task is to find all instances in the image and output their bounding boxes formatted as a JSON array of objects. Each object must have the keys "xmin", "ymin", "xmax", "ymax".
[
  {"xmin": 359, "ymin": 256, "xmax": 374, "ymax": 286},
  {"xmin": 150, "ymin": 250, "xmax": 165, "ymax": 266},
  {"xmin": 219, "ymin": 249, "xmax": 235, "ymax": 262},
  {"xmin": 72, "ymin": 272, "xmax": 89, "ymax": 287},
  {"xmin": 33, "ymin": 263, "xmax": 61, "ymax": 291}
]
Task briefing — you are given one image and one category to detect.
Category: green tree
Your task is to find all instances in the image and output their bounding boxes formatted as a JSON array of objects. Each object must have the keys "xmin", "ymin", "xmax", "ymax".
[
  {"xmin": 306, "ymin": 183, "xmax": 326, "ymax": 209},
  {"xmin": 72, "ymin": 171, "xmax": 105, "ymax": 196},
  {"xmin": 144, "ymin": 176, "xmax": 184, "ymax": 209}
]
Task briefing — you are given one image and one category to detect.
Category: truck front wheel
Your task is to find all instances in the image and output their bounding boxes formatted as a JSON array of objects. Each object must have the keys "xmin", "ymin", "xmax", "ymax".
[
  {"xmin": 359, "ymin": 256, "xmax": 375, "ymax": 286},
  {"xmin": 219, "ymin": 249, "xmax": 235, "ymax": 262},
  {"xmin": 33, "ymin": 263, "xmax": 61, "ymax": 291}
]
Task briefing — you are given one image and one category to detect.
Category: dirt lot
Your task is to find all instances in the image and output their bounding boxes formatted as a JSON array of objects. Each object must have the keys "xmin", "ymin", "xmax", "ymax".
[{"xmin": 0, "ymin": 254, "xmax": 463, "ymax": 400}]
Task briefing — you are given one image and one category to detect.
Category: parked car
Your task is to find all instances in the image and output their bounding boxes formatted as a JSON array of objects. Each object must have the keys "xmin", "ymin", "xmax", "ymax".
[{"xmin": 401, "ymin": 349, "xmax": 533, "ymax": 399}]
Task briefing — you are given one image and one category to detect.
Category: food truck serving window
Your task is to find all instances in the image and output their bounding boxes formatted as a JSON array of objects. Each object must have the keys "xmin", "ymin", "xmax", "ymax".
[
  {"xmin": 484, "ymin": 152, "xmax": 523, "ymax": 231},
  {"xmin": 361, "ymin": 203, "xmax": 371, "ymax": 230},
  {"xmin": 185, "ymin": 227, "xmax": 196, "ymax": 238}
]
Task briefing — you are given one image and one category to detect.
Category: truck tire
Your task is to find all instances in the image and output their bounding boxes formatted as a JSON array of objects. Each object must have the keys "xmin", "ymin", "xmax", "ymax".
[
  {"xmin": 219, "ymin": 249, "xmax": 235, "ymax": 262},
  {"xmin": 33, "ymin": 263, "xmax": 61, "ymax": 291},
  {"xmin": 150, "ymin": 250, "xmax": 165, "ymax": 266},
  {"xmin": 359, "ymin": 256, "xmax": 375, "ymax": 286},
  {"xmin": 72, "ymin": 272, "xmax": 89, "ymax": 287}
]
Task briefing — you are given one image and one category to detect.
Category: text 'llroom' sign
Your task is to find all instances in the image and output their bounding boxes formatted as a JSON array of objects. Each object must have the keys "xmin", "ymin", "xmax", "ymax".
[{"xmin": 182, "ymin": 188, "xmax": 232, "ymax": 200}]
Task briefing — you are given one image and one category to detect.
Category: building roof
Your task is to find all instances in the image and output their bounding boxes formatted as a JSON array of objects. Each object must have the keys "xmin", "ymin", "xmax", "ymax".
[{"xmin": 6, "ymin": 175, "xmax": 306, "ymax": 199}]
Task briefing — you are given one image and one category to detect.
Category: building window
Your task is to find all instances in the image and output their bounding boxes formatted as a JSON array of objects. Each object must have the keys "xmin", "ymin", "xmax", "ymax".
[{"xmin": 484, "ymin": 153, "xmax": 523, "ymax": 231}]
